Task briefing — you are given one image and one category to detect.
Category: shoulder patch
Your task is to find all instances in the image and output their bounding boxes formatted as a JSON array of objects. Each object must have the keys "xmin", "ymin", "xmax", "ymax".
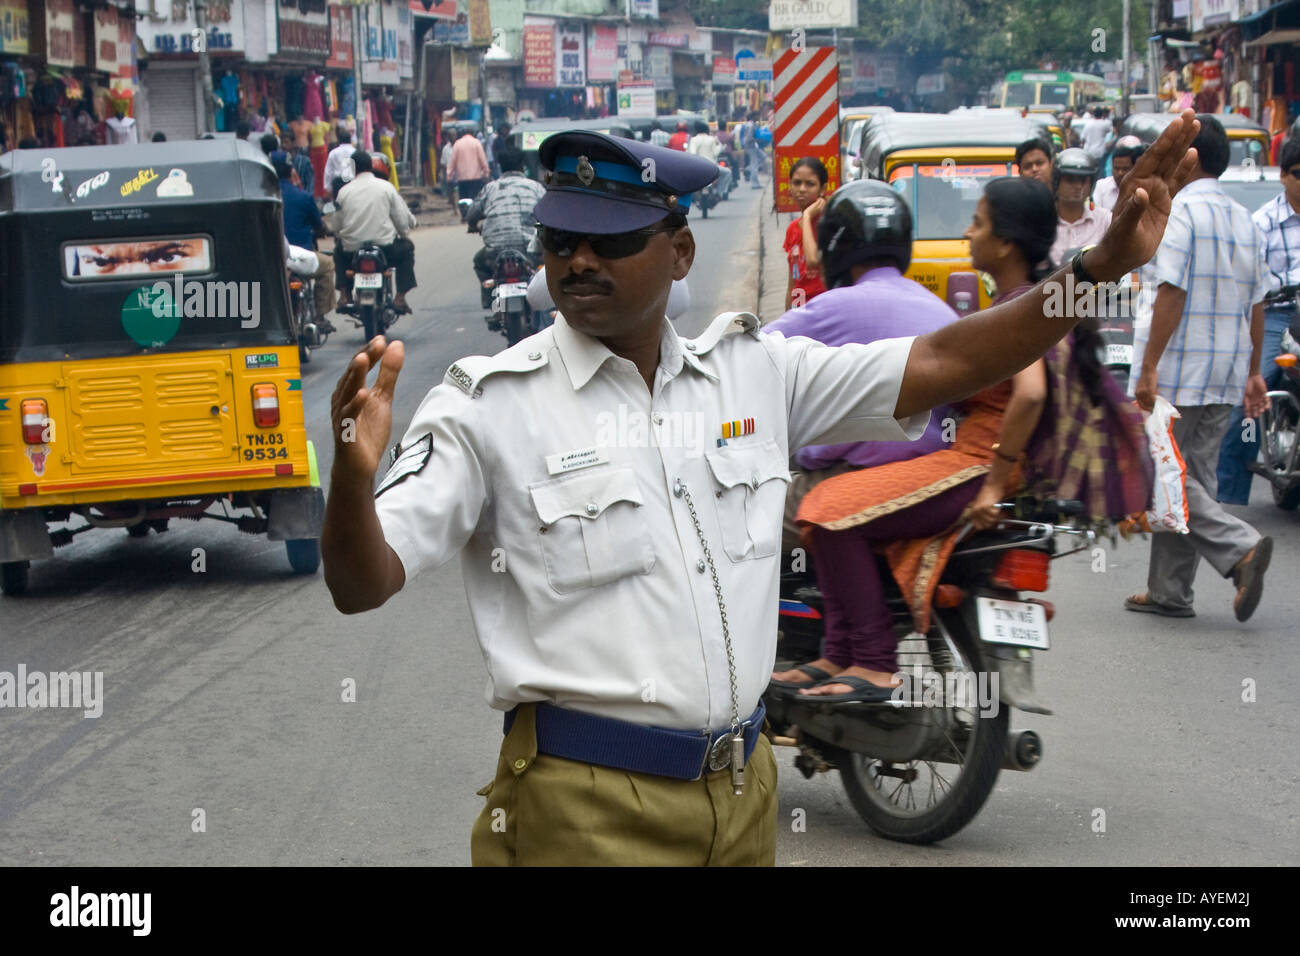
[
  {"xmin": 375, "ymin": 433, "xmax": 433, "ymax": 497},
  {"xmin": 443, "ymin": 339, "xmax": 551, "ymax": 399},
  {"xmin": 682, "ymin": 311, "xmax": 762, "ymax": 356}
]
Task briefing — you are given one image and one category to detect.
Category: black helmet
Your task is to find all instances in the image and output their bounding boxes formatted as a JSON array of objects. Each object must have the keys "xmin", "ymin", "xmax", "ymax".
[
  {"xmin": 816, "ymin": 180, "xmax": 913, "ymax": 288},
  {"xmin": 1052, "ymin": 147, "xmax": 1098, "ymax": 192}
]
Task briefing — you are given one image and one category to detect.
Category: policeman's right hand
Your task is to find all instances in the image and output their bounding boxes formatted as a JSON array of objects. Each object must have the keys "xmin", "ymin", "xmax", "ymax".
[{"xmin": 330, "ymin": 336, "xmax": 405, "ymax": 480}]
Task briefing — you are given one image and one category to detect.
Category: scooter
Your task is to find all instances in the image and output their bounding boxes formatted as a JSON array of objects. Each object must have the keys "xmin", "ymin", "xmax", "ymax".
[
  {"xmin": 339, "ymin": 242, "xmax": 399, "ymax": 341},
  {"xmin": 1250, "ymin": 284, "xmax": 1300, "ymax": 509},
  {"xmin": 766, "ymin": 496, "xmax": 1099, "ymax": 844}
]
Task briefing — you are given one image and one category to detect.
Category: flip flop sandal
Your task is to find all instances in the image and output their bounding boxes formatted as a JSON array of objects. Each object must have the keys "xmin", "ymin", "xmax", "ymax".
[
  {"xmin": 795, "ymin": 674, "xmax": 899, "ymax": 704},
  {"xmin": 1123, "ymin": 593, "xmax": 1195, "ymax": 618},
  {"xmin": 1232, "ymin": 536, "xmax": 1272, "ymax": 623},
  {"xmin": 768, "ymin": 663, "xmax": 834, "ymax": 691}
]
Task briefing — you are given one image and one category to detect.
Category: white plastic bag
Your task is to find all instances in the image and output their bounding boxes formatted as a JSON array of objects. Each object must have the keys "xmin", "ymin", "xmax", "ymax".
[{"xmin": 1143, "ymin": 396, "xmax": 1189, "ymax": 533}]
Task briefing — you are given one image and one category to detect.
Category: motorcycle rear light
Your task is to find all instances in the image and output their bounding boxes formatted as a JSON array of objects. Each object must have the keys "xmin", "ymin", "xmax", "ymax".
[
  {"xmin": 359, "ymin": 258, "xmax": 378, "ymax": 273},
  {"xmin": 1276, "ymin": 354, "xmax": 1297, "ymax": 368},
  {"xmin": 19, "ymin": 483, "xmax": 36, "ymax": 496},
  {"xmin": 935, "ymin": 585, "xmax": 966, "ymax": 608},
  {"xmin": 289, "ymin": 279, "xmax": 304, "ymax": 291},
  {"xmin": 992, "ymin": 549, "xmax": 1050, "ymax": 592},
  {"xmin": 251, "ymin": 383, "xmax": 280, "ymax": 428},
  {"xmin": 21, "ymin": 399, "xmax": 47, "ymax": 444},
  {"xmin": 946, "ymin": 272, "xmax": 980, "ymax": 315}
]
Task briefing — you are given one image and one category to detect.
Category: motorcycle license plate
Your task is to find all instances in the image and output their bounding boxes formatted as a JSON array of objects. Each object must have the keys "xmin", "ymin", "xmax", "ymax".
[
  {"xmin": 354, "ymin": 273, "xmax": 384, "ymax": 289},
  {"xmin": 1105, "ymin": 343, "xmax": 1133, "ymax": 366},
  {"xmin": 976, "ymin": 598, "xmax": 1049, "ymax": 649},
  {"xmin": 496, "ymin": 282, "xmax": 528, "ymax": 296}
]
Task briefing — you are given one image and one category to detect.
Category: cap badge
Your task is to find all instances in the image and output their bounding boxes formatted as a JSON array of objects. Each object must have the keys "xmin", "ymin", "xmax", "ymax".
[{"xmin": 576, "ymin": 155, "xmax": 596, "ymax": 186}]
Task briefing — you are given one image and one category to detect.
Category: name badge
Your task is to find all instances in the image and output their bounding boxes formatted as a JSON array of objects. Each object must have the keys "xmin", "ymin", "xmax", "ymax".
[{"xmin": 545, "ymin": 446, "xmax": 610, "ymax": 475}]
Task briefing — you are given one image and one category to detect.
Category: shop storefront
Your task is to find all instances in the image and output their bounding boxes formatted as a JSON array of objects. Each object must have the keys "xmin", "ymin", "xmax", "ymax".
[
  {"xmin": 136, "ymin": 0, "xmax": 246, "ymax": 139},
  {"xmin": 1, "ymin": 0, "xmax": 33, "ymax": 150},
  {"xmin": 521, "ymin": 16, "xmax": 590, "ymax": 118}
]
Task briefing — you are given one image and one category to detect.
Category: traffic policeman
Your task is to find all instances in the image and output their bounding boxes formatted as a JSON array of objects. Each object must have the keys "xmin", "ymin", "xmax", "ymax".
[{"xmin": 322, "ymin": 116, "xmax": 1203, "ymax": 866}]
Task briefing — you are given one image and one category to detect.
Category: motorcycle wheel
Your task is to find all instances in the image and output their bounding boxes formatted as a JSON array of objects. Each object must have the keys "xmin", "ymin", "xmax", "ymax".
[
  {"xmin": 1, "ymin": 560, "xmax": 30, "ymax": 596},
  {"xmin": 1262, "ymin": 405, "xmax": 1300, "ymax": 509},
  {"xmin": 505, "ymin": 312, "xmax": 525, "ymax": 346},
  {"xmin": 838, "ymin": 609, "xmax": 1009, "ymax": 844},
  {"xmin": 360, "ymin": 304, "xmax": 377, "ymax": 342}
]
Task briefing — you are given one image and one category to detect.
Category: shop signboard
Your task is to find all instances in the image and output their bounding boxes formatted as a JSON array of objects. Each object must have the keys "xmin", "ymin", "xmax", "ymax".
[
  {"xmin": 588, "ymin": 25, "xmax": 618, "ymax": 82},
  {"xmin": 1, "ymin": 0, "xmax": 30, "ymax": 56},
  {"xmin": 451, "ymin": 48, "xmax": 469, "ymax": 101},
  {"xmin": 278, "ymin": 0, "xmax": 331, "ymax": 57},
  {"xmin": 735, "ymin": 50, "xmax": 773, "ymax": 82},
  {"xmin": 433, "ymin": 12, "xmax": 469, "ymax": 44},
  {"xmin": 556, "ymin": 21, "xmax": 585, "ymax": 87},
  {"xmin": 523, "ymin": 22, "xmax": 554, "ymax": 88},
  {"xmin": 45, "ymin": 0, "xmax": 79, "ymax": 67},
  {"xmin": 854, "ymin": 52, "xmax": 876, "ymax": 95},
  {"xmin": 631, "ymin": 0, "xmax": 659, "ymax": 19},
  {"xmin": 769, "ymin": 0, "xmax": 858, "ymax": 31},
  {"xmin": 362, "ymin": 0, "xmax": 399, "ymax": 85},
  {"xmin": 397, "ymin": 1, "xmax": 412, "ymax": 77},
  {"xmin": 877, "ymin": 58, "xmax": 896, "ymax": 89},
  {"xmin": 645, "ymin": 44, "xmax": 673, "ymax": 90},
  {"xmin": 916, "ymin": 71, "xmax": 945, "ymax": 95},
  {"xmin": 93, "ymin": 4, "xmax": 118, "ymax": 73},
  {"xmin": 138, "ymin": 0, "xmax": 245, "ymax": 55},
  {"xmin": 617, "ymin": 81, "xmax": 656, "ymax": 118},
  {"xmin": 115, "ymin": 10, "xmax": 136, "ymax": 81},
  {"xmin": 409, "ymin": 0, "xmax": 457, "ymax": 19},
  {"xmin": 468, "ymin": 0, "xmax": 491, "ymax": 46},
  {"xmin": 326, "ymin": 4, "xmax": 352, "ymax": 68},
  {"xmin": 712, "ymin": 56, "xmax": 735, "ymax": 87}
]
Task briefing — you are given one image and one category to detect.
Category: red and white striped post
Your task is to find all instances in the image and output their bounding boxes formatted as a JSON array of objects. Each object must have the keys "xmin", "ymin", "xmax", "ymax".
[{"xmin": 772, "ymin": 46, "xmax": 841, "ymax": 213}]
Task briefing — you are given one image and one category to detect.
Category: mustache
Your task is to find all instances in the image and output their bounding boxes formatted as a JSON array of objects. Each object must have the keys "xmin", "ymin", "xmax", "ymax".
[{"xmin": 559, "ymin": 276, "xmax": 614, "ymax": 294}]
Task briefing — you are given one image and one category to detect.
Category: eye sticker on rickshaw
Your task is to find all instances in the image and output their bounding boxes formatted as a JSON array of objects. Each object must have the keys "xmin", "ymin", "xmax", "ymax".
[
  {"xmin": 63, "ymin": 237, "xmax": 213, "ymax": 280},
  {"xmin": 156, "ymin": 169, "xmax": 195, "ymax": 198}
]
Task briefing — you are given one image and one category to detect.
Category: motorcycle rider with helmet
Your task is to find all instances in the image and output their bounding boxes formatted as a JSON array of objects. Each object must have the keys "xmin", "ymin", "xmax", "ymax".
[
  {"xmin": 763, "ymin": 180, "xmax": 961, "ymax": 559},
  {"xmin": 1049, "ymin": 147, "xmax": 1112, "ymax": 268}
]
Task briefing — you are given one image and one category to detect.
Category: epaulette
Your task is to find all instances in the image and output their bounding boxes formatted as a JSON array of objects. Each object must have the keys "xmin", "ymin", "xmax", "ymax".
[
  {"xmin": 681, "ymin": 312, "xmax": 762, "ymax": 356},
  {"xmin": 442, "ymin": 337, "xmax": 552, "ymax": 399}
]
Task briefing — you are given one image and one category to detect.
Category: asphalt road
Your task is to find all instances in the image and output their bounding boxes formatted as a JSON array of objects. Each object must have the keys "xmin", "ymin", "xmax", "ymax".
[{"xmin": 2, "ymin": 186, "xmax": 1297, "ymax": 866}]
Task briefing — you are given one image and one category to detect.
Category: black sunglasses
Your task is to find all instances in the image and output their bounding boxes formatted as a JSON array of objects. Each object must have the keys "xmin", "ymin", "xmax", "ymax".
[{"xmin": 536, "ymin": 223, "xmax": 678, "ymax": 259}]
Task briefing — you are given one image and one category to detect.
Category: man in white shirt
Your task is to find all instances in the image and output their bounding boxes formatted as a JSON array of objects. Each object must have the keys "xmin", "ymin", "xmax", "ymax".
[
  {"xmin": 687, "ymin": 121, "xmax": 731, "ymax": 196},
  {"xmin": 1079, "ymin": 107, "xmax": 1111, "ymax": 163},
  {"xmin": 333, "ymin": 151, "xmax": 417, "ymax": 312},
  {"xmin": 1093, "ymin": 136, "xmax": 1146, "ymax": 210},
  {"xmin": 1048, "ymin": 147, "xmax": 1113, "ymax": 267},
  {"xmin": 323, "ymin": 128, "xmax": 357, "ymax": 200},
  {"xmin": 320, "ymin": 116, "xmax": 1203, "ymax": 866}
]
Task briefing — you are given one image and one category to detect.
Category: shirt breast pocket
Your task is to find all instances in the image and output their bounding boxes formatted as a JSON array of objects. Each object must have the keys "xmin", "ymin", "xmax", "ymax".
[
  {"xmin": 528, "ymin": 467, "xmax": 657, "ymax": 594},
  {"xmin": 703, "ymin": 439, "xmax": 791, "ymax": 562}
]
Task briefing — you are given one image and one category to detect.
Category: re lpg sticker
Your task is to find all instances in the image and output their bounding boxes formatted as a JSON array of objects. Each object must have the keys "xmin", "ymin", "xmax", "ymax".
[{"xmin": 245, "ymin": 353, "xmax": 279, "ymax": 369}]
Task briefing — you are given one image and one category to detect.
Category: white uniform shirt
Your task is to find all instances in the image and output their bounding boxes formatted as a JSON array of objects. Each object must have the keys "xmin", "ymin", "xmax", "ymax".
[
  {"xmin": 1092, "ymin": 175, "xmax": 1120, "ymax": 211},
  {"xmin": 334, "ymin": 172, "xmax": 416, "ymax": 252},
  {"xmin": 1079, "ymin": 117, "xmax": 1110, "ymax": 161},
  {"xmin": 688, "ymin": 133, "xmax": 721, "ymax": 163},
  {"xmin": 375, "ymin": 312, "xmax": 923, "ymax": 732}
]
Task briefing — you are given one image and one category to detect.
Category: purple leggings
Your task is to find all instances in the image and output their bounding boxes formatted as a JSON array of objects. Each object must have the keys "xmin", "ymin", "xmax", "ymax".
[{"xmin": 807, "ymin": 479, "xmax": 982, "ymax": 672}]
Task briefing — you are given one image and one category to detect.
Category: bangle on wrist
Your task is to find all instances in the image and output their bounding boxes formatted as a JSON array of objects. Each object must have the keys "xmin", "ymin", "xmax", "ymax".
[{"xmin": 991, "ymin": 442, "xmax": 1019, "ymax": 463}]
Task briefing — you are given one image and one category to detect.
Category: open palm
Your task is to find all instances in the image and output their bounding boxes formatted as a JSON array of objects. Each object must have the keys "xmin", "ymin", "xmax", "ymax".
[{"xmin": 330, "ymin": 336, "xmax": 406, "ymax": 479}]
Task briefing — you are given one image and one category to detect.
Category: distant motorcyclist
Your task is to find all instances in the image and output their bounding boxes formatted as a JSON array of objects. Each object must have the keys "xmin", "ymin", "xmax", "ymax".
[
  {"xmin": 687, "ymin": 121, "xmax": 732, "ymax": 197},
  {"xmin": 466, "ymin": 146, "xmax": 546, "ymax": 287},
  {"xmin": 274, "ymin": 158, "xmax": 337, "ymax": 333},
  {"xmin": 333, "ymin": 150, "xmax": 417, "ymax": 313},
  {"xmin": 1048, "ymin": 147, "xmax": 1112, "ymax": 268}
]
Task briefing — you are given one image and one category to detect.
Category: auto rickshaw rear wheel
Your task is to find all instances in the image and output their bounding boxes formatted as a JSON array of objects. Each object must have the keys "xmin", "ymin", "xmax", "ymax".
[
  {"xmin": 286, "ymin": 538, "xmax": 321, "ymax": 574},
  {"xmin": 1, "ymin": 561, "xmax": 29, "ymax": 596}
]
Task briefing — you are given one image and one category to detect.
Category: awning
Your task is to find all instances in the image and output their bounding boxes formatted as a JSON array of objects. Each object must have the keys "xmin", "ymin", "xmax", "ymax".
[
  {"xmin": 1241, "ymin": 0, "xmax": 1300, "ymax": 25},
  {"xmin": 1244, "ymin": 28, "xmax": 1300, "ymax": 48}
]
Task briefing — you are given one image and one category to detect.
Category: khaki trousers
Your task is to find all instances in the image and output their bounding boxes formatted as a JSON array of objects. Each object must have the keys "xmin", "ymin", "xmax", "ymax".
[{"xmin": 470, "ymin": 703, "xmax": 779, "ymax": 866}]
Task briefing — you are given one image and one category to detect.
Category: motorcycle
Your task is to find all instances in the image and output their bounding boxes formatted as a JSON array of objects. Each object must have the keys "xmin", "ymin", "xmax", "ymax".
[
  {"xmin": 1250, "ymin": 284, "xmax": 1300, "ymax": 509},
  {"xmin": 483, "ymin": 247, "xmax": 552, "ymax": 346},
  {"xmin": 698, "ymin": 178, "xmax": 721, "ymax": 219},
  {"xmin": 765, "ymin": 496, "xmax": 1099, "ymax": 843},
  {"xmin": 286, "ymin": 246, "xmax": 329, "ymax": 366},
  {"xmin": 340, "ymin": 242, "xmax": 399, "ymax": 341}
]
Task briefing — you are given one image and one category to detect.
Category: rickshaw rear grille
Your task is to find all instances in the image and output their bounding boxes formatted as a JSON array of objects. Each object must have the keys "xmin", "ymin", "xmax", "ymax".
[
  {"xmin": 75, "ymin": 376, "xmax": 144, "ymax": 411},
  {"xmin": 80, "ymin": 425, "xmax": 149, "ymax": 460},
  {"xmin": 156, "ymin": 370, "xmax": 223, "ymax": 406},
  {"xmin": 159, "ymin": 420, "xmax": 226, "ymax": 456}
]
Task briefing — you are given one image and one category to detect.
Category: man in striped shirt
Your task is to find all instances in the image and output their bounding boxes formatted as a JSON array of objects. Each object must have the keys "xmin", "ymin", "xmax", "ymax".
[
  {"xmin": 1127, "ymin": 115, "xmax": 1273, "ymax": 622},
  {"xmin": 1216, "ymin": 137, "xmax": 1300, "ymax": 503}
]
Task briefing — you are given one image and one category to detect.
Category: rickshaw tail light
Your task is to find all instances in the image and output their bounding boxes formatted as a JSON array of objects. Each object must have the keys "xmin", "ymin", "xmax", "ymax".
[
  {"xmin": 251, "ymin": 384, "xmax": 280, "ymax": 428},
  {"xmin": 289, "ymin": 280, "xmax": 304, "ymax": 291},
  {"xmin": 1276, "ymin": 353, "xmax": 1297, "ymax": 368},
  {"xmin": 21, "ymin": 399, "xmax": 48, "ymax": 444},
  {"xmin": 992, "ymin": 549, "xmax": 1050, "ymax": 592}
]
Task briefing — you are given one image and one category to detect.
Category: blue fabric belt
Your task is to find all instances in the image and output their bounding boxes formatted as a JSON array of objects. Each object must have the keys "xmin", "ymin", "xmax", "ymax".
[{"xmin": 503, "ymin": 701, "xmax": 767, "ymax": 781}]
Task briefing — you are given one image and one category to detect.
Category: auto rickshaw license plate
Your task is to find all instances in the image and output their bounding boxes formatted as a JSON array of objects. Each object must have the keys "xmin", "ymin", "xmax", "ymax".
[
  {"xmin": 1105, "ymin": 343, "xmax": 1133, "ymax": 366},
  {"xmin": 354, "ymin": 274, "xmax": 383, "ymax": 289},
  {"xmin": 976, "ymin": 598, "xmax": 1049, "ymax": 649}
]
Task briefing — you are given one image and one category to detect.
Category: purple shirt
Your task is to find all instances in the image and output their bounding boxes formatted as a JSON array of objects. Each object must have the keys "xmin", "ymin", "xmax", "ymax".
[{"xmin": 764, "ymin": 266, "xmax": 958, "ymax": 470}]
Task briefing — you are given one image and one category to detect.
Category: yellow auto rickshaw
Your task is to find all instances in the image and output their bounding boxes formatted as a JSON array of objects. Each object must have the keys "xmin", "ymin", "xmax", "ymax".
[
  {"xmin": 859, "ymin": 112, "xmax": 1043, "ymax": 313},
  {"xmin": 0, "ymin": 140, "xmax": 324, "ymax": 595}
]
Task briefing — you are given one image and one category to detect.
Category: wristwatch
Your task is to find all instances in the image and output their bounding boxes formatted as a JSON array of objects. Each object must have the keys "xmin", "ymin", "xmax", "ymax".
[{"xmin": 1071, "ymin": 245, "xmax": 1101, "ymax": 285}]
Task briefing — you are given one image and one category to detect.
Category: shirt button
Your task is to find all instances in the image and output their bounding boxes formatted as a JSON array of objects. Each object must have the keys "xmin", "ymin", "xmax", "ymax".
[
  {"xmin": 685, "ymin": 342, "xmax": 697, "ymax": 351},
  {"xmin": 696, "ymin": 559, "xmax": 706, "ymax": 572},
  {"xmin": 528, "ymin": 351, "xmax": 541, "ymax": 361},
  {"xmin": 652, "ymin": 412, "xmax": 664, "ymax": 425},
  {"xmin": 751, "ymin": 473, "xmax": 760, "ymax": 490},
  {"xmin": 586, "ymin": 502, "xmax": 599, "ymax": 515},
  {"xmin": 513, "ymin": 758, "xmax": 528, "ymax": 771}
]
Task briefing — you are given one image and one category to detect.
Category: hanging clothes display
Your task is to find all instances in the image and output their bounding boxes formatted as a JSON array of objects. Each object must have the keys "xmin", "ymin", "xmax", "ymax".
[
  {"xmin": 323, "ymin": 79, "xmax": 338, "ymax": 117},
  {"xmin": 378, "ymin": 133, "xmax": 398, "ymax": 187},
  {"xmin": 309, "ymin": 118, "xmax": 330, "ymax": 198},
  {"xmin": 284, "ymin": 74, "xmax": 305, "ymax": 120},
  {"xmin": 217, "ymin": 72, "xmax": 240, "ymax": 132},
  {"xmin": 339, "ymin": 76, "xmax": 356, "ymax": 125},
  {"xmin": 303, "ymin": 71, "xmax": 325, "ymax": 121}
]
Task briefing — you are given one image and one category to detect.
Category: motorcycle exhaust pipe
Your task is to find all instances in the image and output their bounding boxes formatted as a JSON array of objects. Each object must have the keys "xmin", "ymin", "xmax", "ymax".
[{"xmin": 1003, "ymin": 729, "xmax": 1042, "ymax": 771}]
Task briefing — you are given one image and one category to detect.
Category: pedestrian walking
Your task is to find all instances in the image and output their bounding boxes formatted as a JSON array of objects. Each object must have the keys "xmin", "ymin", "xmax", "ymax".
[{"xmin": 1127, "ymin": 115, "xmax": 1274, "ymax": 621}]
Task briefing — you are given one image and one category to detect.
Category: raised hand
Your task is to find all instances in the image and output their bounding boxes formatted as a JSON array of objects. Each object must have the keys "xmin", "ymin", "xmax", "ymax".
[
  {"xmin": 330, "ymin": 336, "xmax": 406, "ymax": 481},
  {"xmin": 1089, "ymin": 110, "xmax": 1201, "ymax": 282}
]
